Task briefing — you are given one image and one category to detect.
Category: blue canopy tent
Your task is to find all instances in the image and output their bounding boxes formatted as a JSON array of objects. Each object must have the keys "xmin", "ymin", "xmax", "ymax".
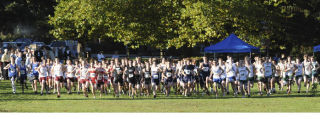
[
  {"xmin": 204, "ymin": 34, "xmax": 260, "ymax": 58},
  {"xmin": 314, "ymin": 45, "xmax": 320, "ymax": 52}
]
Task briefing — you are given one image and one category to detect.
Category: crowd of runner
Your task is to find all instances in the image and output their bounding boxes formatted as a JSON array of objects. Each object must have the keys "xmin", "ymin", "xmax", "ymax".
[{"xmin": 1, "ymin": 48, "xmax": 319, "ymax": 99}]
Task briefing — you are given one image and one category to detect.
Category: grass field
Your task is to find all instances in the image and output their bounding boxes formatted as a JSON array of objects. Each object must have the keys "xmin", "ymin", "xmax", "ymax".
[{"xmin": 0, "ymin": 80, "xmax": 320, "ymax": 112}]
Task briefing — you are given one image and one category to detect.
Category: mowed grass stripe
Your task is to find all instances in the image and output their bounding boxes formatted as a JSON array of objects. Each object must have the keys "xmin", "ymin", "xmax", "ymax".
[{"xmin": 0, "ymin": 80, "xmax": 320, "ymax": 112}]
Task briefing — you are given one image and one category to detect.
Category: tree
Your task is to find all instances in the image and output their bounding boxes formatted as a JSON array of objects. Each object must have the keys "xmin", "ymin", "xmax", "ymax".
[{"xmin": 0, "ymin": 0, "xmax": 56, "ymax": 42}]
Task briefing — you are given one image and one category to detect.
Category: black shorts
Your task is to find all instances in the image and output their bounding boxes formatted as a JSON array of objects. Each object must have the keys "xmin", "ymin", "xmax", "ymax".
[
  {"xmin": 248, "ymin": 77, "xmax": 254, "ymax": 82},
  {"xmin": 201, "ymin": 72, "xmax": 210, "ymax": 78},
  {"xmin": 114, "ymin": 76, "xmax": 124, "ymax": 85},
  {"xmin": 30, "ymin": 75, "xmax": 39, "ymax": 83},
  {"xmin": 152, "ymin": 79, "xmax": 160, "ymax": 85},
  {"xmin": 67, "ymin": 77, "xmax": 76, "ymax": 82},
  {"xmin": 164, "ymin": 78, "xmax": 173, "ymax": 85},
  {"xmin": 19, "ymin": 75, "xmax": 27, "ymax": 84},
  {"xmin": 136, "ymin": 77, "xmax": 141, "ymax": 85},
  {"xmin": 173, "ymin": 78, "xmax": 177, "ymax": 83},
  {"xmin": 129, "ymin": 78, "xmax": 136, "ymax": 86},
  {"xmin": 239, "ymin": 80, "xmax": 248, "ymax": 84},
  {"xmin": 144, "ymin": 78, "xmax": 151, "ymax": 85},
  {"xmin": 97, "ymin": 81, "xmax": 104, "ymax": 88}
]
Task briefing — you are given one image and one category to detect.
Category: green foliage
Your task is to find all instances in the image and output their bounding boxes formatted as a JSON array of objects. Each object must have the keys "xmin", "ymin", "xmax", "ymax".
[
  {"xmin": 0, "ymin": 0, "xmax": 319, "ymax": 55},
  {"xmin": 0, "ymin": 0, "xmax": 56, "ymax": 41}
]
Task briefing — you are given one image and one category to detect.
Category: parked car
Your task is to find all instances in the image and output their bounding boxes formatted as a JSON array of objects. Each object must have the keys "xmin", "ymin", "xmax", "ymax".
[
  {"xmin": 30, "ymin": 42, "xmax": 45, "ymax": 48},
  {"xmin": 2, "ymin": 42, "xmax": 20, "ymax": 50},
  {"xmin": 15, "ymin": 38, "xmax": 32, "ymax": 45}
]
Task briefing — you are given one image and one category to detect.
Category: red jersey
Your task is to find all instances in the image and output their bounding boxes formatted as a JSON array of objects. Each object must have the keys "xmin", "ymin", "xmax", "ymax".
[
  {"xmin": 96, "ymin": 67, "xmax": 105, "ymax": 83},
  {"xmin": 88, "ymin": 68, "xmax": 97, "ymax": 83}
]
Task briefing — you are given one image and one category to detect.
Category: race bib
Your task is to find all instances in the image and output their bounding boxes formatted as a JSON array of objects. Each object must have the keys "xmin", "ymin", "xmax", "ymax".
[
  {"xmin": 129, "ymin": 74, "xmax": 134, "ymax": 78},
  {"xmin": 203, "ymin": 67, "xmax": 209, "ymax": 72},
  {"xmin": 153, "ymin": 75, "xmax": 159, "ymax": 79},
  {"xmin": 167, "ymin": 72, "xmax": 172, "ymax": 77},
  {"xmin": 185, "ymin": 70, "xmax": 191, "ymax": 75},
  {"xmin": 98, "ymin": 75, "xmax": 103, "ymax": 80},
  {"xmin": 90, "ymin": 73, "xmax": 96, "ymax": 78},
  {"xmin": 145, "ymin": 73, "xmax": 150, "ymax": 78},
  {"xmin": 20, "ymin": 70, "xmax": 25, "ymax": 75}
]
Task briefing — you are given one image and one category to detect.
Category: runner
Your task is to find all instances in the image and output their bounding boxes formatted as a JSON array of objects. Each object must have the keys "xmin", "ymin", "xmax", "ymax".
[
  {"xmin": 245, "ymin": 58, "xmax": 254, "ymax": 96},
  {"xmin": 142, "ymin": 62, "xmax": 152, "ymax": 96},
  {"xmin": 46, "ymin": 59, "xmax": 53, "ymax": 93},
  {"xmin": 225, "ymin": 58, "xmax": 238, "ymax": 96},
  {"xmin": 151, "ymin": 60, "xmax": 160, "ymax": 98},
  {"xmin": 294, "ymin": 58, "xmax": 303, "ymax": 93},
  {"xmin": 272, "ymin": 60, "xmax": 281, "ymax": 93},
  {"xmin": 52, "ymin": 58, "xmax": 65, "ymax": 98},
  {"xmin": 79, "ymin": 60, "xmax": 89, "ymax": 97},
  {"xmin": 125, "ymin": 60, "xmax": 137, "ymax": 99},
  {"xmin": 88, "ymin": 61, "xmax": 97, "ymax": 99},
  {"xmin": 264, "ymin": 57, "xmax": 273, "ymax": 96},
  {"xmin": 37, "ymin": 59, "xmax": 48, "ymax": 95},
  {"xmin": 162, "ymin": 62, "xmax": 174, "ymax": 97},
  {"xmin": 182, "ymin": 59, "xmax": 194, "ymax": 97},
  {"xmin": 311, "ymin": 57, "xmax": 319, "ymax": 85},
  {"xmin": 113, "ymin": 58, "xmax": 124, "ymax": 97},
  {"xmin": 18, "ymin": 60, "xmax": 28, "ymax": 93},
  {"xmin": 303, "ymin": 56, "xmax": 313, "ymax": 93},
  {"xmin": 66, "ymin": 59, "xmax": 76, "ymax": 94},
  {"xmin": 238, "ymin": 60, "xmax": 249, "ymax": 98},
  {"xmin": 4, "ymin": 57, "xmax": 18, "ymax": 94},
  {"xmin": 96, "ymin": 62, "xmax": 106, "ymax": 97},
  {"xmin": 256, "ymin": 58, "xmax": 265, "ymax": 96},
  {"xmin": 218, "ymin": 58, "xmax": 227, "ymax": 95},
  {"xmin": 209, "ymin": 60, "xmax": 224, "ymax": 98},
  {"xmin": 285, "ymin": 57, "xmax": 294, "ymax": 94},
  {"xmin": 30, "ymin": 57, "xmax": 39, "ymax": 94},
  {"xmin": 74, "ymin": 60, "xmax": 81, "ymax": 94},
  {"xmin": 105, "ymin": 59, "xmax": 114, "ymax": 96}
]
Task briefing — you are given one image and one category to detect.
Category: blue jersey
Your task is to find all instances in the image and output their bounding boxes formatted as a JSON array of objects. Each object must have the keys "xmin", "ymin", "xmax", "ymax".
[
  {"xmin": 19, "ymin": 65, "xmax": 27, "ymax": 77},
  {"xmin": 8, "ymin": 64, "xmax": 17, "ymax": 77},
  {"xmin": 32, "ymin": 63, "xmax": 39, "ymax": 76}
]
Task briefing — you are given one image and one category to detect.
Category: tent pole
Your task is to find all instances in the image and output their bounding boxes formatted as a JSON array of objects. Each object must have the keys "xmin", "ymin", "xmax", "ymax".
[
  {"xmin": 250, "ymin": 52, "xmax": 252, "ymax": 58},
  {"xmin": 214, "ymin": 53, "xmax": 216, "ymax": 59}
]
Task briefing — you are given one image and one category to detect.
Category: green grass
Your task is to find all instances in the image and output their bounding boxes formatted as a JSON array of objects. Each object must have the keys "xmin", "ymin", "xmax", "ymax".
[{"xmin": 0, "ymin": 80, "xmax": 320, "ymax": 112}]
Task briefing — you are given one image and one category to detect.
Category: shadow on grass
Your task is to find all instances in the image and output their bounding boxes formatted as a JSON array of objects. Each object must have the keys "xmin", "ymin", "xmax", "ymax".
[{"xmin": 0, "ymin": 93, "xmax": 318, "ymax": 101}]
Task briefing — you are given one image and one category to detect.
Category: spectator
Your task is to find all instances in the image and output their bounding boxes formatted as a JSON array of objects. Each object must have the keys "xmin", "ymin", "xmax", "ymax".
[
  {"xmin": 97, "ymin": 51, "xmax": 105, "ymax": 62},
  {"xmin": 34, "ymin": 48, "xmax": 43, "ymax": 62},
  {"xmin": 112, "ymin": 51, "xmax": 119, "ymax": 59},
  {"xmin": 65, "ymin": 47, "xmax": 72, "ymax": 60},
  {"xmin": 58, "ymin": 47, "xmax": 64, "ymax": 60},
  {"xmin": 48, "ymin": 50, "xmax": 55, "ymax": 60},
  {"xmin": 1, "ymin": 49, "xmax": 10, "ymax": 80}
]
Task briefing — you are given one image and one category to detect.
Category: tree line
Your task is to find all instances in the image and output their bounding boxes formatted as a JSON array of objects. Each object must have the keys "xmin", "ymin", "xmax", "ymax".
[{"xmin": 1, "ymin": 0, "xmax": 320, "ymax": 55}]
